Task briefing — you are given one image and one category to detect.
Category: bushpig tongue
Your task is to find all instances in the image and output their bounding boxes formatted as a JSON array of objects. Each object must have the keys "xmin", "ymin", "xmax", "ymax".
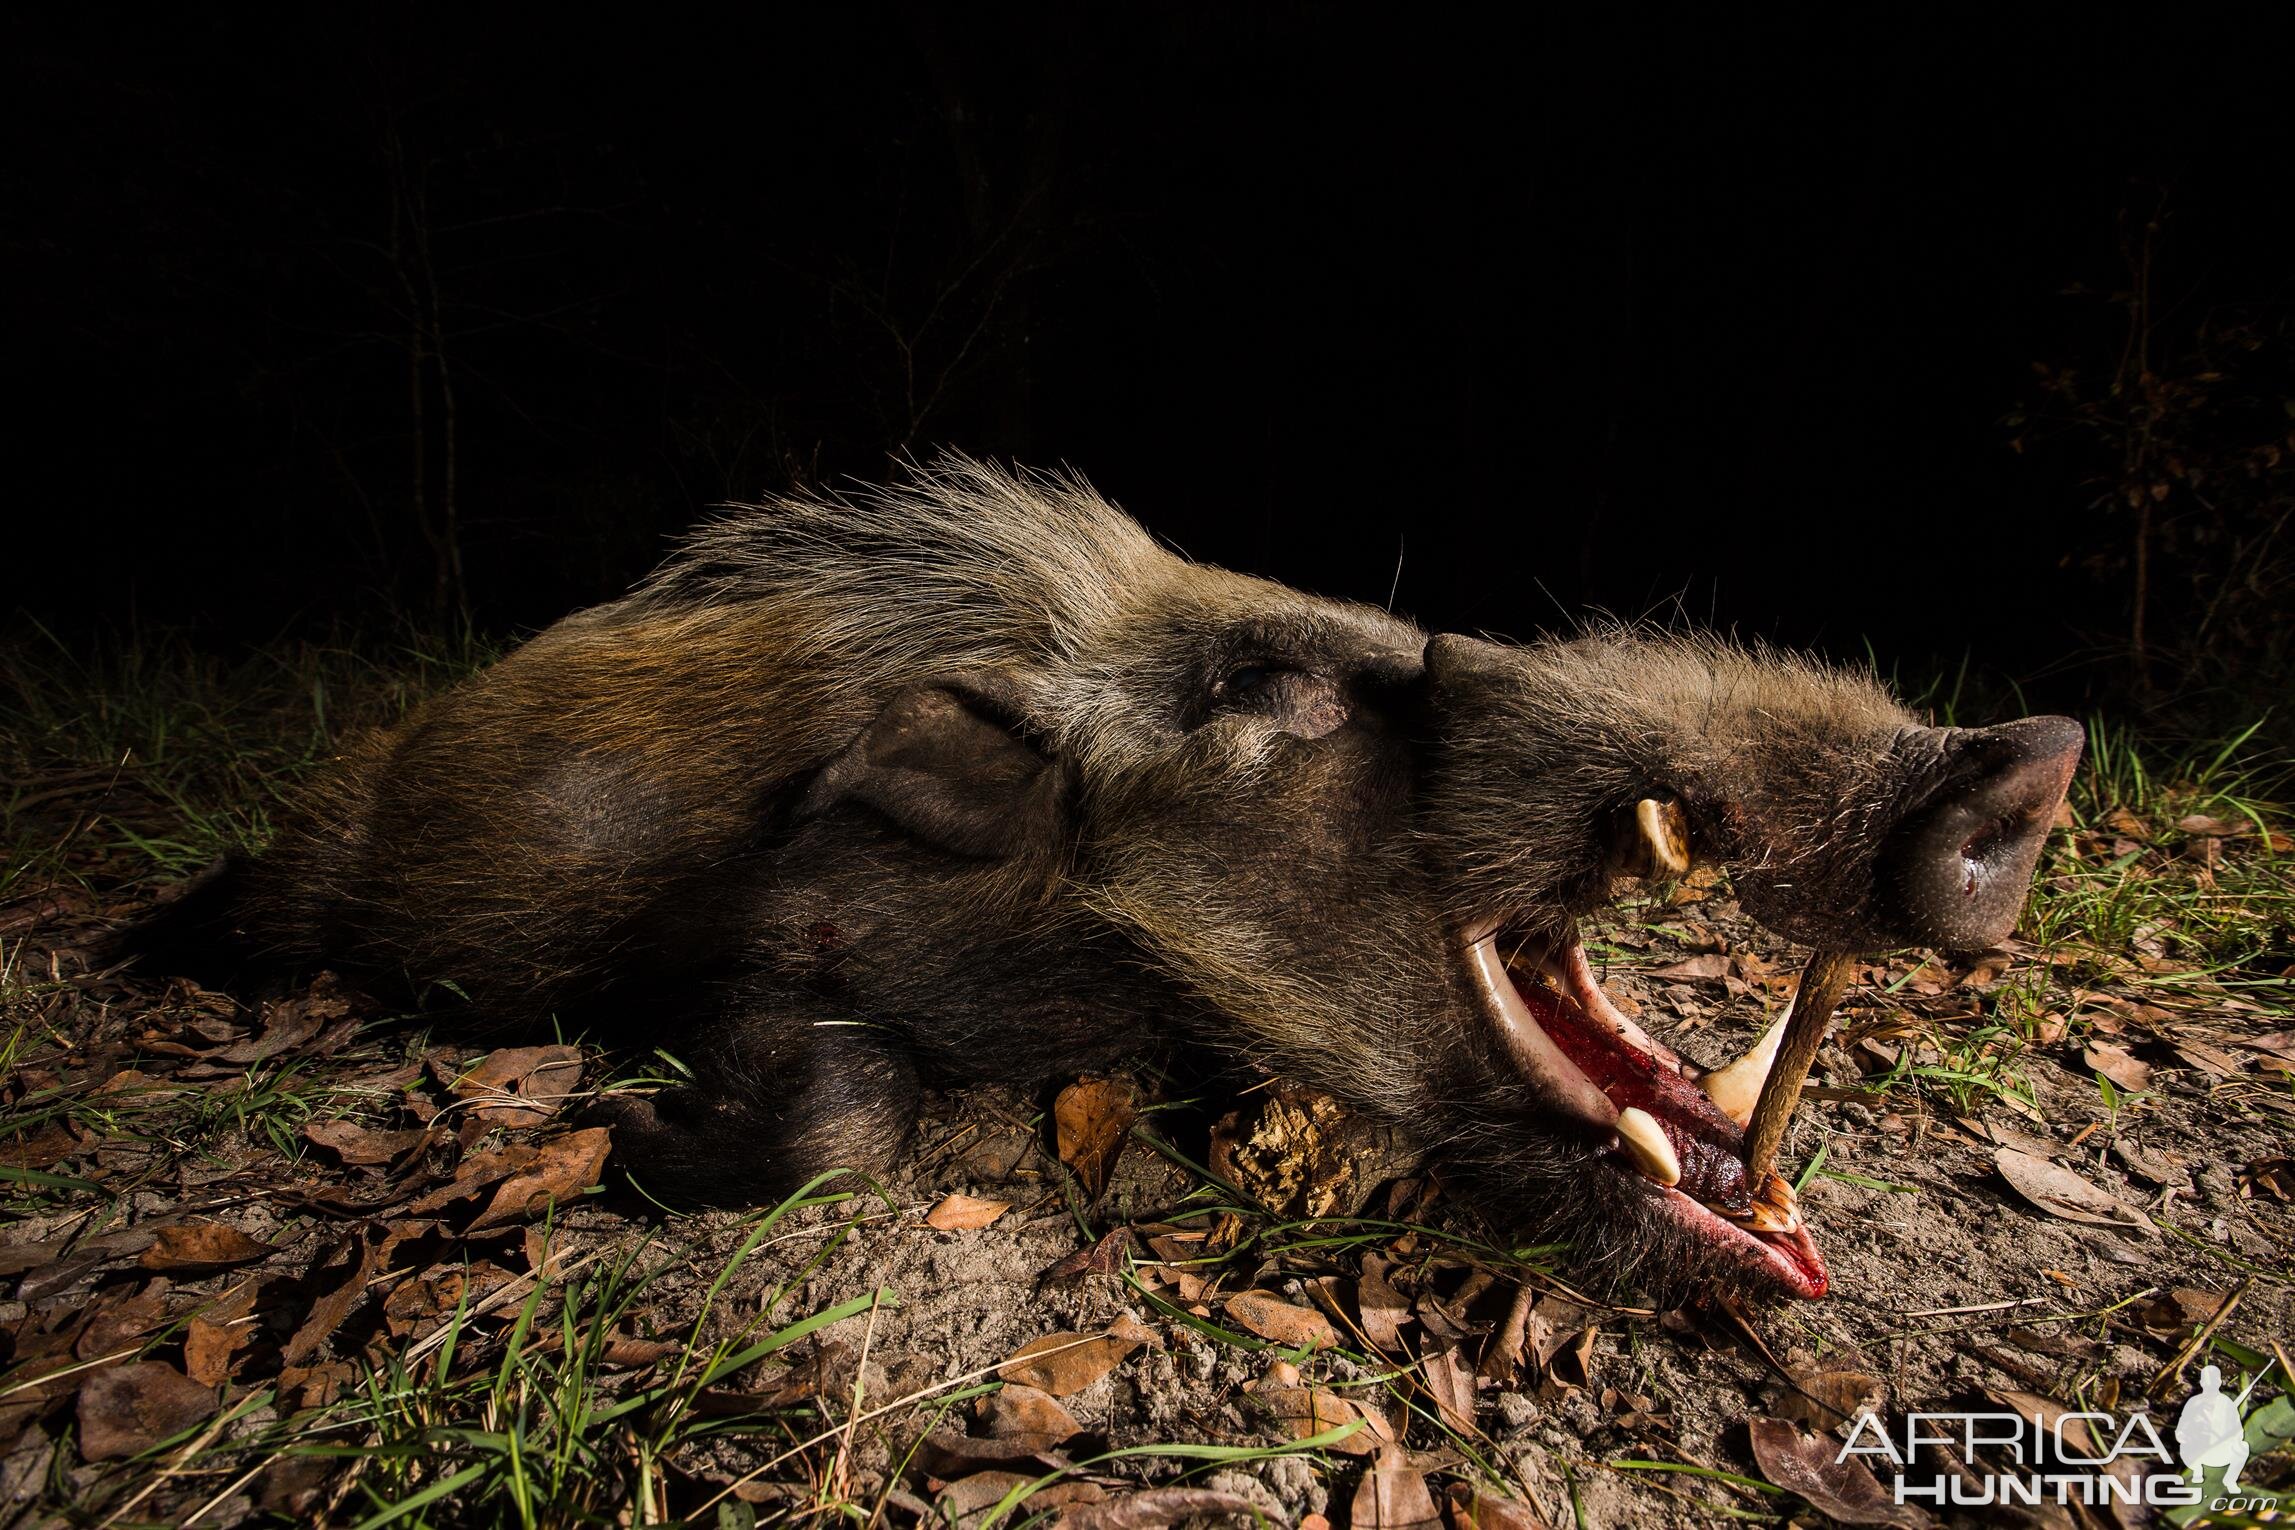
[
  {"xmin": 1739, "ymin": 949, "xmax": 1859, "ymax": 1184},
  {"xmin": 1511, "ymin": 978, "xmax": 1754, "ymax": 1212}
]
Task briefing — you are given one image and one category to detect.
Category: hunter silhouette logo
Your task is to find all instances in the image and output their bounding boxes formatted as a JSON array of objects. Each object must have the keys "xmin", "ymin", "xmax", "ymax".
[{"xmin": 2175, "ymin": 1364, "xmax": 2256, "ymax": 1492}]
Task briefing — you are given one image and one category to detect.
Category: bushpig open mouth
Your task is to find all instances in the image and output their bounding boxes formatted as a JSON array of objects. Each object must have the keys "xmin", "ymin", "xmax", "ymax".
[{"xmin": 1462, "ymin": 914, "xmax": 1831, "ymax": 1299}]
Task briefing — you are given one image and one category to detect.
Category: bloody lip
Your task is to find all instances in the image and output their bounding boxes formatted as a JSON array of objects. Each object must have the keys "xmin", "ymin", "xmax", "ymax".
[{"xmin": 1464, "ymin": 920, "xmax": 1831, "ymax": 1298}]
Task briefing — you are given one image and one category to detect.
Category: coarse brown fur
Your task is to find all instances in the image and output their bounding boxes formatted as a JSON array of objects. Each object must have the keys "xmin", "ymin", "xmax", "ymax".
[{"xmin": 127, "ymin": 457, "xmax": 2078, "ymax": 1299}]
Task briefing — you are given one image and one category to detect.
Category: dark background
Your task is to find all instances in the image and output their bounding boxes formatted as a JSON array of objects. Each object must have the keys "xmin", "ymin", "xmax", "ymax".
[{"xmin": 8, "ymin": 7, "xmax": 2291, "ymax": 713}]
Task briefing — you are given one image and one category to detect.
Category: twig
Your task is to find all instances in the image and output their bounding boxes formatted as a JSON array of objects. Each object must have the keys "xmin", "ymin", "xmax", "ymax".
[{"xmin": 1901, "ymin": 1296, "xmax": 2049, "ymax": 1319}]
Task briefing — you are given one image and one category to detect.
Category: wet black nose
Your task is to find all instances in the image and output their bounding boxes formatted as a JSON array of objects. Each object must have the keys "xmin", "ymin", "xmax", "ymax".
[{"xmin": 1876, "ymin": 715, "xmax": 2085, "ymax": 950}]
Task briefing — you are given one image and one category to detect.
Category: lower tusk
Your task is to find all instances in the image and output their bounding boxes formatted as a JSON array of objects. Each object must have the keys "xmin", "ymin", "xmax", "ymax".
[
  {"xmin": 1730, "ymin": 1170, "xmax": 1803, "ymax": 1234},
  {"xmin": 1635, "ymin": 797, "xmax": 1691, "ymax": 876},
  {"xmin": 1614, "ymin": 1106, "xmax": 1681, "ymax": 1187},
  {"xmin": 1698, "ymin": 1015, "xmax": 1788, "ymax": 1128},
  {"xmin": 1740, "ymin": 949, "xmax": 1860, "ymax": 1185}
]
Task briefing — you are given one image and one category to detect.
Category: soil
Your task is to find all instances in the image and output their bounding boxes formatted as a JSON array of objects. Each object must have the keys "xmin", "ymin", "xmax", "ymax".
[{"xmin": 1, "ymin": 860, "xmax": 2290, "ymax": 1528}]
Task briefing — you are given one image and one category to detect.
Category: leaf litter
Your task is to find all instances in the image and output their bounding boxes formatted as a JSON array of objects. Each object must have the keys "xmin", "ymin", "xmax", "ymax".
[{"xmin": 3, "ymin": 726, "xmax": 2292, "ymax": 1525}]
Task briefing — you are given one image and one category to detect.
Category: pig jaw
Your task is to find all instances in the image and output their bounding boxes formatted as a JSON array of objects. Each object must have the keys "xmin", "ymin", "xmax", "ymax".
[{"xmin": 1460, "ymin": 914, "xmax": 1831, "ymax": 1300}]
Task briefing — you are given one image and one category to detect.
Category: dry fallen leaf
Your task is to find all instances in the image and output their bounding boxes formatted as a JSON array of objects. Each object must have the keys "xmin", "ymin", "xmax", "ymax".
[
  {"xmin": 1749, "ymin": 1417, "xmax": 1932, "ymax": 1527},
  {"xmin": 1420, "ymin": 1343, "xmax": 1480, "ymax": 1436},
  {"xmin": 1052, "ymin": 1076, "xmax": 1137, "ymax": 1199},
  {"xmin": 449, "ymin": 1045, "xmax": 585, "ymax": 1127},
  {"xmin": 1352, "ymin": 1443, "xmax": 1442, "ymax": 1529},
  {"xmin": 182, "ymin": 1318, "xmax": 241, "ymax": 1387},
  {"xmin": 924, "ymin": 1192, "xmax": 1011, "ymax": 1231},
  {"xmin": 1058, "ymin": 1487, "xmax": 1263, "ymax": 1528},
  {"xmin": 467, "ymin": 1127, "xmax": 612, "ymax": 1232},
  {"xmin": 1995, "ymin": 1147, "xmax": 2149, "ymax": 1231},
  {"xmin": 1448, "ymin": 1483, "xmax": 1551, "ymax": 1530},
  {"xmin": 2082, "ymin": 1042, "xmax": 2153, "ymax": 1093},
  {"xmin": 1774, "ymin": 1352, "xmax": 1884, "ymax": 1429},
  {"xmin": 2139, "ymin": 1287, "xmax": 2228, "ymax": 1339},
  {"xmin": 1253, "ymin": 1385, "xmax": 1378, "ymax": 1455},
  {"xmin": 995, "ymin": 1316, "xmax": 1152, "ymax": 1397},
  {"xmin": 304, "ymin": 1118, "xmax": 430, "ymax": 1166},
  {"xmin": 977, "ymin": 1382, "xmax": 1083, "ymax": 1446},
  {"xmin": 1225, "ymin": 1290, "xmax": 1339, "ymax": 1350},
  {"xmin": 76, "ymin": 1362, "xmax": 216, "ymax": 1462},
  {"xmin": 1357, "ymin": 1253, "xmax": 1413, "ymax": 1355},
  {"xmin": 1650, "ymin": 953, "xmax": 1730, "ymax": 981},
  {"xmin": 138, "ymin": 1221, "xmax": 273, "ymax": 1274},
  {"xmin": 280, "ymin": 1229, "xmax": 383, "ymax": 1368}
]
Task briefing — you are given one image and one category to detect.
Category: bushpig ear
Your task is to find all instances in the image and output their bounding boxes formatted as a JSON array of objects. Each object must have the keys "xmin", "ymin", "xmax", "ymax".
[{"xmin": 797, "ymin": 680, "xmax": 1068, "ymax": 860}]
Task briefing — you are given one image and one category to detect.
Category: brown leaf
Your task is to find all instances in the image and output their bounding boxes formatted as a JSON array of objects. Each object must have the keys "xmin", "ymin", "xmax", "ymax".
[
  {"xmin": 255, "ymin": 1456, "xmax": 334, "ymax": 1516},
  {"xmin": 996, "ymin": 1322, "xmax": 1148, "ymax": 1397},
  {"xmin": 2176, "ymin": 813, "xmax": 2249, "ymax": 837},
  {"xmin": 2139, "ymin": 1287, "xmax": 2228, "ymax": 1338},
  {"xmin": 1357, "ymin": 1253, "xmax": 1412, "ymax": 1355},
  {"xmin": 1995, "ymin": 1147, "xmax": 2149, "ymax": 1231},
  {"xmin": 1225, "ymin": 1290, "xmax": 1339, "ymax": 1350},
  {"xmin": 304, "ymin": 1118, "xmax": 431, "ymax": 1166},
  {"xmin": 2082, "ymin": 1042, "xmax": 2153, "ymax": 1093},
  {"xmin": 76, "ymin": 1361, "xmax": 216, "ymax": 1462},
  {"xmin": 2111, "ymin": 1136, "xmax": 2181, "ymax": 1185},
  {"xmin": 911, "ymin": 1428, "xmax": 1072, "ymax": 1478},
  {"xmin": 977, "ymin": 1382, "xmax": 1083, "ymax": 1446},
  {"xmin": 1774, "ymin": 1352, "xmax": 1884, "ymax": 1429},
  {"xmin": 382, "ymin": 1262, "xmax": 518, "ymax": 1339},
  {"xmin": 1650, "ymin": 953, "xmax": 1729, "ymax": 981},
  {"xmin": 1748, "ymin": 1417, "xmax": 1933, "ymax": 1527},
  {"xmin": 1056, "ymin": 1487, "xmax": 1261, "ymax": 1528},
  {"xmin": 447, "ymin": 1045, "xmax": 585, "ymax": 1127},
  {"xmin": 1252, "ymin": 1385, "xmax": 1377, "ymax": 1455},
  {"xmin": 1052, "ymin": 1076, "xmax": 1136, "ymax": 1199},
  {"xmin": 182, "ymin": 1318, "xmax": 241, "ymax": 1387},
  {"xmin": 280, "ymin": 1230, "xmax": 382, "ymax": 1367},
  {"xmin": 933, "ymin": 1470, "xmax": 1041, "ymax": 1520},
  {"xmin": 1042, "ymin": 1227, "xmax": 1136, "ymax": 1283},
  {"xmin": 1527, "ymin": 1297, "xmax": 1599, "ymax": 1376},
  {"xmin": 1351, "ymin": 1443, "xmax": 1442, "ymax": 1529},
  {"xmin": 138, "ymin": 1221, "xmax": 273, "ymax": 1273},
  {"xmin": 2170, "ymin": 1040, "xmax": 2245, "ymax": 1077},
  {"xmin": 924, "ymin": 1192, "xmax": 1011, "ymax": 1231},
  {"xmin": 1421, "ymin": 1344, "xmax": 1480, "ymax": 1435},
  {"xmin": 406, "ymin": 1141, "xmax": 540, "ymax": 1215},
  {"xmin": 1448, "ymin": 1483, "xmax": 1551, "ymax": 1530},
  {"xmin": 466, "ymin": 1127, "xmax": 612, "ymax": 1232}
]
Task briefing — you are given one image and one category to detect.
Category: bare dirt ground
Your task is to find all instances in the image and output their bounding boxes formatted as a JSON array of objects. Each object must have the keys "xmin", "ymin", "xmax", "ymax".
[{"xmin": 3, "ymin": 758, "xmax": 2292, "ymax": 1527}]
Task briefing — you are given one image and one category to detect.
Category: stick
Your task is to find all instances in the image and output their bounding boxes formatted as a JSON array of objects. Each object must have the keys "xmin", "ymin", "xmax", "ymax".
[{"xmin": 1740, "ymin": 948, "xmax": 1858, "ymax": 1184}]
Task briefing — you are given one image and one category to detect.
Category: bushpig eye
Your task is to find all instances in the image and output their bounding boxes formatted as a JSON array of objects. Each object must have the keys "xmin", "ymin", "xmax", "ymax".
[{"xmin": 1221, "ymin": 663, "xmax": 1280, "ymax": 699}]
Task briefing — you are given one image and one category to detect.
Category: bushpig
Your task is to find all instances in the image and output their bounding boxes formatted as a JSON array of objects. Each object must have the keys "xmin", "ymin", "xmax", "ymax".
[{"xmin": 132, "ymin": 458, "xmax": 2081, "ymax": 1300}]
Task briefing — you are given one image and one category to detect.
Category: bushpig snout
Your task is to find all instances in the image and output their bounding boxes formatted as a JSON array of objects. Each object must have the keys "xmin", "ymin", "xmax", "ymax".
[{"xmin": 1874, "ymin": 715, "xmax": 2084, "ymax": 950}]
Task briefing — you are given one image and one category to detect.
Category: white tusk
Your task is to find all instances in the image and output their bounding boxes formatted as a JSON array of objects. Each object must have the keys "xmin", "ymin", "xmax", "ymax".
[
  {"xmin": 1635, "ymin": 798, "xmax": 1691, "ymax": 876},
  {"xmin": 1699, "ymin": 1016, "xmax": 1787, "ymax": 1128},
  {"xmin": 1613, "ymin": 1106, "xmax": 1681, "ymax": 1187}
]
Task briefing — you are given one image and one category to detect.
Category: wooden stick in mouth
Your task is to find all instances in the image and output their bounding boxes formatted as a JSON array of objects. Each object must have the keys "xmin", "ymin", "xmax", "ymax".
[{"xmin": 1739, "ymin": 948, "xmax": 1859, "ymax": 1185}]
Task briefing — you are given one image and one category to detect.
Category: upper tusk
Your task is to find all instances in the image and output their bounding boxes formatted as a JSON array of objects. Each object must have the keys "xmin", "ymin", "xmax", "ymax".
[
  {"xmin": 1613, "ymin": 1106, "xmax": 1682, "ymax": 1187},
  {"xmin": 1635, "ymin": 798, "xmax": 1691, "ymax": 877},
  {"xmin": 1698, "ymin": 1015, "xmax": 1788, "ymax": 1128}
]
